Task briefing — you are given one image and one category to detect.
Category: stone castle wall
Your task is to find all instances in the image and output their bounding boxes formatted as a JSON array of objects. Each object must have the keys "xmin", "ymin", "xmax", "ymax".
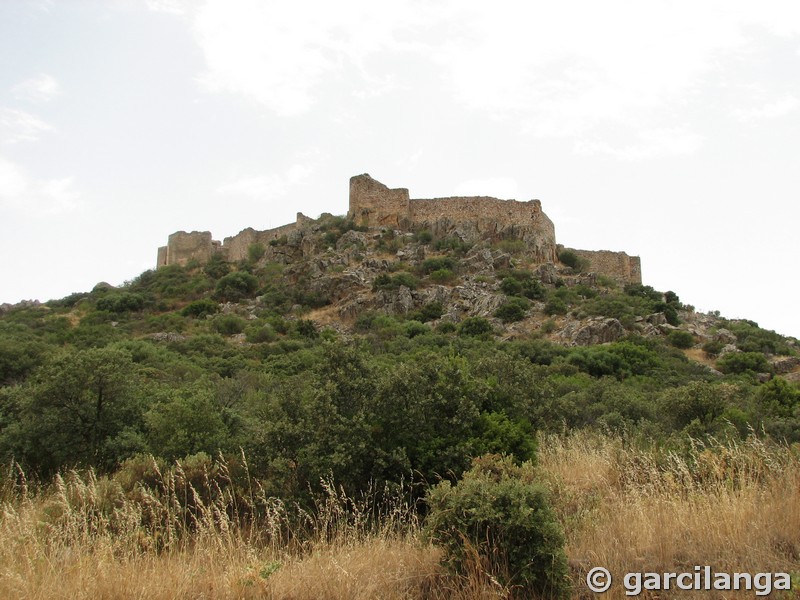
[
  {"xmin": 158, "ymin": 174, "xmax": 640, "ymax": 286},
  {"xmin": 158, "ymin": 213, "xmax": 311, "ymax": 267},
  {"xmin": 566, "ymin": 248, "xmax": 642, "ymax": 285},
  {"xmin": 157, "ymin": 231, "xmax": 218, "ymax": 267},
  {"xmin": 348, "ymin": 174, "xmax": 558, "ymax": 263},
  {"xmin": 348, "ymin": 175, "xmax": 410, "ymax": 227}
]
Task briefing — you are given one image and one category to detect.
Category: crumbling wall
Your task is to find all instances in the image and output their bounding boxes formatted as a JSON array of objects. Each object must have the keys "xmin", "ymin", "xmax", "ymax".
[
  {"xmin": 157, "ymin": 176, "xmax": 640, "ymax": 286},
  {"xmin": 409, "ymin": 196, "xmax": 544, "ymax": 229},
  {"xmin": 348, "ymin": 174, "xmax": 410, "ymax": 227},
  {"xmin": 222, "ymin": 213, "xmax": 313, "ymax": 262},
  {"xmin": 566, "ymin": 248, "xmax": 642, "ymax": 285},
  {"xmin": 163, "ymin": 231, "xmax": 216, "ymax": 266},
  {"xmin": 410, "ymin": 196, "xmax": 557, "ymax": 263}
]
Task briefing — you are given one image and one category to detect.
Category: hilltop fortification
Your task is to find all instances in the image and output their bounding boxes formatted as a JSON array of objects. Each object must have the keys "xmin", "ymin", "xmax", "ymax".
[
  {"xmin": 157, "ymin": 174, "xmax": 641, "ymax": 285},
  {"xmin": 348, "ymin": 174, "xmax": 558, "ymax": 264}
]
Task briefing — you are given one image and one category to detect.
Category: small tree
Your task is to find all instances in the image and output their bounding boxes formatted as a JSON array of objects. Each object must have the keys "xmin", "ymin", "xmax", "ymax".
[{"xmin": 425, "ymin": 455, "xmax": 570, "ymax": 599}]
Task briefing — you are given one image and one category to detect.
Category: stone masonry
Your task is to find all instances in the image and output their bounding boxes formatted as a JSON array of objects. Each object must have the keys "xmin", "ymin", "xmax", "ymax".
[{"xmin": 157, "ymin": 173, "xmax": 641, "ymax": 285}]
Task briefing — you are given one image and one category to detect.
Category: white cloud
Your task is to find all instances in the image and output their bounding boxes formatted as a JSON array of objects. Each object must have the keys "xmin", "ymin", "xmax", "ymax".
[
  {"xmin": 181, "ymin": 0, "xmax": 800, "ymax": 155},
  {"xmin": 573, "ymin": 127, "xmax": 705, "ymax": 160},
  {"xmin": 12, "ymin": 74, "xmax": 61, "ymax": 103},
  {"xmin": 217, "ymin": 164, "xmax": 313, "ymax": 200},
  {"xmin": 0, "ymin": 157, "xmax": 82, "ymax": 215},
  {"xmin": 730, "ymin": 95, "xmax": 799, "ymax": 122},
  {"xmin": 191, "ymin": 0, "xmax": 433, "ymax": 115},
  {"xmin": 453, "ymin": 177, "xmax": 520, "ymax": 199},
  {"xmin": 0, "ymin": 107, "xmax": 52, "ymax": 143}
]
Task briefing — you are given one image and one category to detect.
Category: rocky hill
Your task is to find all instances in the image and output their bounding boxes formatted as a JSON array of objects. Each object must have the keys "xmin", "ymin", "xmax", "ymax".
[{"xmin": 155, "ymin": 211, "xmax": 798, "ymax": 382}]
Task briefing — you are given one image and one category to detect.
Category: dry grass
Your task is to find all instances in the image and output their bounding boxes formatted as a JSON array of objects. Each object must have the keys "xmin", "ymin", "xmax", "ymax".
[
  {"xmin": 0, "ymin": 460, "xmax": 506, "ymax": 600},
  {"xmin": 682, "ymin": 347, "xmax": 718, "ymax": 369},
  {"xmin": 539, "ymin": 431, "xmax": 800, "ymax": 599},
  {"xmin": 2, "ymin": 435, "xmax": 799, "ymax": 599}
]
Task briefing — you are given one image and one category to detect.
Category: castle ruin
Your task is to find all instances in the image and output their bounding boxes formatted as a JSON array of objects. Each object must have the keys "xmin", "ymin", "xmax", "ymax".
[{"xmin": 157, "ymin": 173, "xmax": 641, "ymax": 284}]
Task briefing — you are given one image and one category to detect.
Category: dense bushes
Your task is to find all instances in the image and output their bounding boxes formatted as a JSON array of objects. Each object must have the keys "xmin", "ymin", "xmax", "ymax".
[
  {"xmin": 96, "ymin": 292, "xmax": 145, "ymax": 313},
  {"xmin": 372, "ymin": 272, "xmax": 419, "ymax": 291},
  {"xmin": 181, "ymin": 299, "xmax": 219, "ymax": 318},
  {"xmin": 1, "ymin": 231, "xmax": 799, "ymax": 518},
  {"xmin": 717, "ymin": 351, "xmax": 772, "ymax": 375},
  {"xmin": 668, "ymin": 329, "xmax": 695, "ymax": 349},
  {"xmin": 425, "ymin": 455, "xmax": 570, "ymax": 599},
  {"xmin": 494, "ymin": 297, "xmax": 529, "ymax": 323},
  {"xmin": 215, "ymin": 271, "xmax": 259, "ymax": 302}
]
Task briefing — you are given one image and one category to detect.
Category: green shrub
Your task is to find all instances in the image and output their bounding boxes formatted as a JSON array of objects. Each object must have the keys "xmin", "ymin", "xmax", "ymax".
[
  {"xmin": 668, "ymin": 330, "xmax": 695, "ymax": 349},
  {"xmin": 409, "ymin": 301, "xmax": 444, "ymax": 322},
  {"xmin": 725, "ymin": 321, "xmax": 792, "ymax": 355},
  {"xmin": 557, "ymin": 250, "xmax": 582, "ymax": 271},
  {"xmin": 428, "ymin": 268, "xmax": 457, "ymax": 284},
  {"xmin": 181, "ymin": 299, "xmax": 219, "ymax": 319},
  {"xmin": 437, "ymin": 321, "xmax": 457, "ymax": 334},
  {"xmin": 203, "ymin": 255, "xmax": 231, "ymax": 279},
  {"xmin": 624, "ymin": 284, "xmax": 662, "ymax": 302},
  {"xmin": 422, "ymin": 257, "xmax": 456, "ymax": 274},
  {"xmin": 373, "ymin": 272, "xmax": 419, "ymax": 291},
  {"xmin": 295, "ymin": 319, "xmax": 319, "ymax": 339},
  {"xmin": 458, "ymin": 317, "xmax": 493, "ymax": 337},
  {"xmin": 212, "ymin": 314, "xmax": 246, "ymax": 335},
  {"xmin": 499, "ymin": 277, "xmax": 523, "ymax": 296},
  {"xmin": 215, "ymin": 271, "xmax": 259, "ymax": 302},
  {"xmin": 434, "ymin": 236, "xmax": 471, "ymax": 255},
  {"xmin": 404, "ymin": 320, "xmax": 430, "ymax": 338},
  {"xmin": 425, "ymin": 455, "xmax": 569, "ymax": 599},
  {"xmin": 414, "ymin": 229, "xmax": 433, "ymax": 244},
  {"xmin": 521, "ymin": 278, "xmax": 546, "ymax": 300},
  {"xmin": 248, "ymin": 243, "xmax": 266, "ymax": 263},
  {"xmin": 96, "ymin": 293, "xmax": 145, "ymax": 313},
  {"xmin": 702, "ymin": 339, "xmax": 725, "ymax": 357},
  {"xmin": 494, "ymin": 297, "xmax": 529, "ymax": 323},
  {"xmin": 717, "ymin": 351, "xmax": 772, "ymax": 375},
  {"xmin": 544, "ymin": 297, "xmax": 568, "ymax": 316},
  {"xmin": 245, "ymin": 324, "xmax": 276, "ymax": 343},
  {"xmin": 269, "ymin": 235, "xmax": 288, "ymax": 246}
]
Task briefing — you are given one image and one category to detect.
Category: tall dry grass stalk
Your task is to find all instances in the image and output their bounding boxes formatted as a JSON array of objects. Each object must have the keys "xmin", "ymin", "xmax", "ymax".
[
  {"xmin": 1, "ymin": 434, "xmax": 798, "ymax": 598},
  {"xmin": 0, "ymin": 456, "xmax": 507, "ymax": 600},
  {"xmin": 539, "ymin": 431, "xmax": 800, "ymax": 599}
]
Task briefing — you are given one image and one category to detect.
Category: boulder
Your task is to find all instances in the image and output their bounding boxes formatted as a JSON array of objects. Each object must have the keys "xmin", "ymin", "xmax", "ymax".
[{"xmin": 769, "ymin": 356, "xmax": 800, "ymax": 374}]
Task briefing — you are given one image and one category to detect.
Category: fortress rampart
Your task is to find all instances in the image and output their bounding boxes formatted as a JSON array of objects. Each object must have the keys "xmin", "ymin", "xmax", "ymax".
[
  {"xmin": 157, "ymin": 173, "xmax": 641, "ymax": 285},
  {"xmin": 156, "ymin": 213, "xmax": 312, "ymax": 268},
  {"xmin": 565, "ymin": 248, "xmax": 642, "ymax": 285},
  {"xmin": 347, "ymin": 174, "xmax": 558, "ymax": 263}
]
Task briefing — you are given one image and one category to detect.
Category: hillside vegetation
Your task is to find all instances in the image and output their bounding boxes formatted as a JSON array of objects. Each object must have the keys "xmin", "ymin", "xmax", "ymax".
[{"xmin": 1, "ymin": 214, "xmax": 798, "ymax": 598}]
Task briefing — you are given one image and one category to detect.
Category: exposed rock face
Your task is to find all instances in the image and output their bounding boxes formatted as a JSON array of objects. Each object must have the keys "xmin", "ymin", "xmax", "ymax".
[
  {"xmin": 770, "ymin": 356, "xmax": 800, "ymax": 374},
  {"xmin": 557, "ymin": 317, "xmax": 627, "ymax": 346},
  {"xmin": 0, "ymin": 299, "xmax": 41, "ymax": 313},
  {"xmin": 713, "ymin": 329, "xmax": 737, "ymax": 344}
]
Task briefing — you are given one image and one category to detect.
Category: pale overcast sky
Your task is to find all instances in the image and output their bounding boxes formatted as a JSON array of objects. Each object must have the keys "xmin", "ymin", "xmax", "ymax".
[{"xmin": 1, "ymin": 0, "xmax": 798, "ymax": 338}]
